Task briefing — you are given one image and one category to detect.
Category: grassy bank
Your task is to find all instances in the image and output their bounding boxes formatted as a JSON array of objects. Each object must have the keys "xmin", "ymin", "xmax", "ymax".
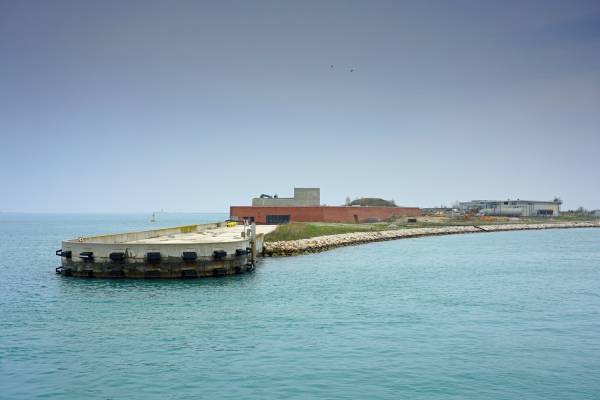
[
  {"xmin": 263, "ymin": 216, "xmax": 598, "ymax": 242},
  {"xmin": 263, "ymin": 223, "xmax": 386, "ymax": 242}
]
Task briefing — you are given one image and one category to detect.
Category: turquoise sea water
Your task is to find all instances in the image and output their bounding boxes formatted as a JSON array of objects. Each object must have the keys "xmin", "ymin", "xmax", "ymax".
[{"xmin": 1, "ymin": 213, "xmax": 600, "ymax": 399}]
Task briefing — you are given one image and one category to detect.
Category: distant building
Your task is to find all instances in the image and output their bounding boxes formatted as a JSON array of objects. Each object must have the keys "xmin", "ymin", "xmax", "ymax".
[
  {"xmin": 252, "ymin": 188, "xmax": 320, "ymax": 207},
  {"xmin": 231, "ymin": 187, "xmax": 420, "ymax": 224},
  {"xmin": 459, "ymin": 199, "xmax": 562, "ymax": 217}
]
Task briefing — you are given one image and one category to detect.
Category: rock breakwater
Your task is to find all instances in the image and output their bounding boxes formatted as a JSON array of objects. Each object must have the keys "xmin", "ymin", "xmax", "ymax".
[{"xmin": 263, "ymin": 222, "xmax": 599, "ymax": 256}]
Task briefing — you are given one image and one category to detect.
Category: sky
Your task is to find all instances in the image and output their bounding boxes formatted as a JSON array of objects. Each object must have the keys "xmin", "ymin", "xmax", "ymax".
[{"xmin": 1, "ymin": 0, "xmax": 599, "ymax": 212}]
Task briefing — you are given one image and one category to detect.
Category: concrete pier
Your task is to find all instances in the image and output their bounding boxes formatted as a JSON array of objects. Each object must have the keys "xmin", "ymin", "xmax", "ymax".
[{"xmin": 56, "ymin": 222, "xmax": 276, "ymax": 278}]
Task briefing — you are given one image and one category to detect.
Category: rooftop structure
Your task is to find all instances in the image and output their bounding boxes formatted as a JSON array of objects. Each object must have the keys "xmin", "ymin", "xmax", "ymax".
[
  {"xmin": 252, "ymin": 188, "xmax": 320, "ymax": 207},
  {"xmin": 347, "ymin": 198, "xmax": 396, "ymax": 207},
  {"xmin": 459, "ymin": 199, "xmax": 562, "ymax": 217}
]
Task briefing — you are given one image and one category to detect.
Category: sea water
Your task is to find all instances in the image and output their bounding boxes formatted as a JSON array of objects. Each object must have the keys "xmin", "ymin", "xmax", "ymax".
[{"xmin": 1, "ymin": 213, "xmax": 599, "ymax": 399}]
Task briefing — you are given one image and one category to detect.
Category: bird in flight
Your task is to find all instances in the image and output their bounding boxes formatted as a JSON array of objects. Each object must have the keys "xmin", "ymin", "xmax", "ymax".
[{"xmin": 329, "ymin": 65, "xmax": 357, "ymax": 72}]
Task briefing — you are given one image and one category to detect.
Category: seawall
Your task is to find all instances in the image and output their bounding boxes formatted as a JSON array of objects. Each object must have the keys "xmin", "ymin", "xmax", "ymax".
[{"xmin": 263, "ymin": 222, "xmax": 600, "ymax": 256}]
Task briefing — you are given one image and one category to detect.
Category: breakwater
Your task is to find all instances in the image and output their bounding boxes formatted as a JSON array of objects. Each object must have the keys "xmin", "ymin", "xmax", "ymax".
[
  {"xmin": 263, "ymin": 222, "xmax": 600, "ymax": 256},
  {"xmin": 55, "ymin": 222, "xmax": 274, "ymax": 278}
]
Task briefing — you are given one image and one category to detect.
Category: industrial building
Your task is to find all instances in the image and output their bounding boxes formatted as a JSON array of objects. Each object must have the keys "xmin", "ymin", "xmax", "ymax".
[
  {"xmin": 231, "ymin": 187, "xmax": 421, "ymax": 224},
  {"xmin": 252, "ymin": 188, "xmax": 320, "ymax": 207},
  {"xmin": 459, "ymin": 199, "xmax": 562, "ymax": 217}
]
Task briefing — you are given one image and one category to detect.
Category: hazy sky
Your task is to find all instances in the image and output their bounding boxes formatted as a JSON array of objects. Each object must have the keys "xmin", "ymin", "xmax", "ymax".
[{"xmin": 1, "ymin": 0, "xmax": 599, "ymax": 212}]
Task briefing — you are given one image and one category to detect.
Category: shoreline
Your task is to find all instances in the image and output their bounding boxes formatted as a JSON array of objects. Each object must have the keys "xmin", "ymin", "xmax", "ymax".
[{"xmin": 263, "ymin": 221, "xmax": 600, "ymax": 256}]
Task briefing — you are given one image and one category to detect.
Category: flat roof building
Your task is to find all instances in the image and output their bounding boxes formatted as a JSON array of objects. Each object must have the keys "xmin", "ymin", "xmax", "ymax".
[
  {"xmin": 252, "ymin": 188, "xmax": 320, "ymax": 207},
  {"xmin": 231, "ymin": 187, "xmax": 420, "ymax": 224},
  {"xmin": 459, "ymin": 199, "xmax": 562, "ymax": 217}
]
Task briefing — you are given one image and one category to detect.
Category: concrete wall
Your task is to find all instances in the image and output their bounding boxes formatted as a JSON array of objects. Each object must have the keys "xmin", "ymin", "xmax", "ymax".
[
  {"xmin": 230, "ymin": 206, "xmax": 421, "ymax": 224},
  {"xmin": 60, "ymin": 222, "xmax": 265, "ymax": 261},
  {"xmin": 294, "ymin": 188, "xmax": 320, "ymax": 204},
  {"xmin": 62, "ymin": 238, "xmax": 252, "ymax": 261},
  {"xmin": 65, "ymin": 222, "xmax": 225, "ymax": 245}
]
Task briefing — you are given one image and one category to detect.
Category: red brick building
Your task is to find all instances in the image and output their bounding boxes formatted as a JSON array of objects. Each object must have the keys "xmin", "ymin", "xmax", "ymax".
[{"xmin": 229, "ymin": 206, "xmax": 421, "ymax": 224}]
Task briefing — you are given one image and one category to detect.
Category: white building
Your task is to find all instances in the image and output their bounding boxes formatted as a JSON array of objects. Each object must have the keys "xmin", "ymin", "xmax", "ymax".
[{"xmin": 459, "ymin": 199, "xmax": 562, "ymax": 217}]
